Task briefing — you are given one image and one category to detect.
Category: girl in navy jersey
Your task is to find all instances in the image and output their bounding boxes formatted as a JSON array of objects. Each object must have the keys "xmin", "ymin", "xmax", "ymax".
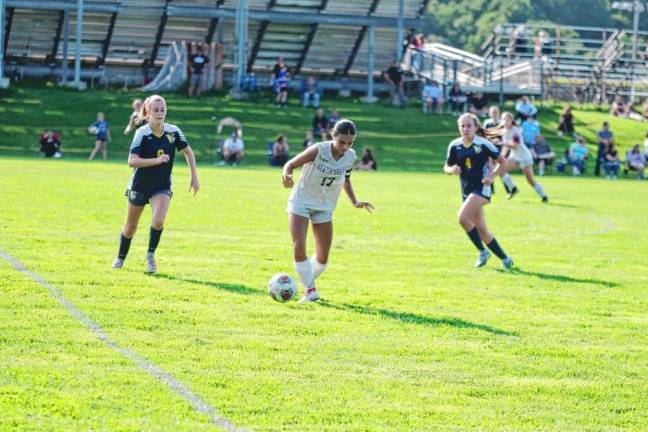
[
  {"xmin": 112, "ymin": 95, "xmax": 199, "ymax": 273},
  {"xmin": 444, "ymin": 113, "xmax": 513, "ymax": 269},
  {"xmin": 282, "ymin": 119, "xmax": 374, "ymax": 302}
]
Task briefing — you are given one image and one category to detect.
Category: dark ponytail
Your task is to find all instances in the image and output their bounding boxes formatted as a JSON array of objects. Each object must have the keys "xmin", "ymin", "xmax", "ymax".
[{"xmin": 332, "ymin": 119, "xmax": 356, "ymax": 136}]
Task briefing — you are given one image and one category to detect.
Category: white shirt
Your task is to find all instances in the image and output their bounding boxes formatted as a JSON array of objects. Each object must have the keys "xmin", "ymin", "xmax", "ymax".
[
  {"xmin": 289, "ymin": 141, "xmax": 356, "ymax": 211},
  {"xmin": 224, "ymin": 137, "xmax": 244, "ymax": 152},
  {"xmin": 502, "ymin": 126, "xmax": 532, "ymax": 161}
]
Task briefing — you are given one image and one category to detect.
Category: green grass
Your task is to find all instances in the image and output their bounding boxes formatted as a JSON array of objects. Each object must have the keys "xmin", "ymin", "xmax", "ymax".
[{"xmin": 1, "ymin": 157, "xmax": 647, "ymax": 430}]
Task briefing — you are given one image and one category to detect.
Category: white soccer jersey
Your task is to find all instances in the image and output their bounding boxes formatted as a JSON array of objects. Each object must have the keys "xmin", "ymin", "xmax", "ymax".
[
  {"xmin": 503, "ymin": 126, "xmax": 533, "ymax": 161},
  {"xmin": 289, "ymin": 141, "xmax": 356, "ymax": 211}
]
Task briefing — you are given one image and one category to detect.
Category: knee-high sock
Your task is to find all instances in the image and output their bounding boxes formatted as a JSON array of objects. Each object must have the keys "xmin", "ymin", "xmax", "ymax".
[
  {"xmin": 294, "ymin": 259, "xmax": 314, "ymax": 289},
  {"xmin": 118, "ymin": 234, "xmax": 132, "ymax": 259},
  {"xmin": 148, "ymin": 227, "xmax": 163, "ymax": 253},
  {"xmin": 533, "ymin": 182, "xmax": 546, "ymax": 198},
  {"xmin": 466, "ymin": 227, "xmax": 485, "ymax": 251},
  {"xmin": 486, "ymin": 238, "xmax": 508, "ymax": 260},
  {"xmin": 310, "ymin": 256, "xmax": 328, "ymax": 280},
  {"xmin": 502, "ymin": 173, "xmax": 516, "ymax": 190}
]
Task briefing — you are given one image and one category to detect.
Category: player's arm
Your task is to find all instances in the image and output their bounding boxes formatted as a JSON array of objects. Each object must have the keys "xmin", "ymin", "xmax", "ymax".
[
  {"xmin": 128, "ymin": 153, "xmax": 169, "ymax": 168},
  {"xmin": 483, "ymin": 153, "xmax": 507, "ymax": 185},
  {"xmin": 282, "ymin": 145, "xmax": 318, "ymax": 188},
  {"xmin": 444, "ymin": 144, "xmax": 461, "ymax": 175},
  {"xmin": 343, "ymin": 177, "xmax": 374, "ymax": 212},
  {"xmin": 182, "ymin": 145, "xmax": 200, "ymax": 195}
]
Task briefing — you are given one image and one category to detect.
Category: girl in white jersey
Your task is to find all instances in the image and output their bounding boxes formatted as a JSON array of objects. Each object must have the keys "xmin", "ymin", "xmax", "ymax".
[
  {"xmin": 498, "ymin": 112, "xmax": 548, "ymax": 202},
  {"xmin": 282, "ymin": 119, "xmax": 374, "ymax": 302}
]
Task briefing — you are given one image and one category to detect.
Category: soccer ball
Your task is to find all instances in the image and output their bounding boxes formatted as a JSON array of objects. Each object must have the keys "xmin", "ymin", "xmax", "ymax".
[
  {"xmin": 268, "ymin": 273, "xmax": 297, "ymax": 302},
  {"xmin": 88, "ymin": 125, "xmax": 99, "ymax": 135}
]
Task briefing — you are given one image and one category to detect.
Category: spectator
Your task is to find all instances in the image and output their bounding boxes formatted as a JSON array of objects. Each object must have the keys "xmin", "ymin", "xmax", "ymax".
[
  {"xmin": 88, "ymin": 112, "xmax": 111, "ymax": 160},
  {"xmin": 626, "ymin": 144, "xmax": 646, "ymax": 180},
  {"xmin": 422, "ymin": 79, "xmax": 443, "ymax": 114},
  {"xmin": 469, "ymin": 92, "xmax": 487, "ymax": 117},
  {"xmin": 274, "ymin": 65, "xmax": 290, "ymax": 108},
  {"xmin": 271, "ymin": 56, "xmax": 285, "ymax": 81},
  {"xmin": 448, "ymin": 82, "xmax": 467, "ymax": 115},
  {"xmin": 482, "ymin": 105, "xmax": 501, "ymax": 129},
  {"xmin": 327, "ymin": 108, "xmax": 341, "ymax": 130},
  {"xmin": 568, "ymin": 136, "xmax": 589, "ymax": 175},
  {"xmin": 610, "ymin": 95, "xmax": 627, "ymax": 117},
  {"xmin": 312, "ymin": 108, "xmax": 328, "ymax": 140},
  {"xmin": 410, "ymin": 33, "xmax": 425, "ymax": 72},
  {"xmin": 188, "ymin": 42, "xmax": 209, "ymax": 97},
  {"xmin": 626, "ymin": 102, "xmax": 645, "ymax": 122},
  {"xmin": 301, "ymin": 76, "xmax": 321, "ymax": 108},
  {"xmin": 355, "ymin": 147, "xmax": 378, "ymax": 171},
  {"xmin": 270, "ymin": 134, "xmax": 290, "ymax": 167},
  {"xmin": 595, "ymin": 121, "xmax": 614, "ymax": 176},
  {"xmin": 604, "ymin": 142, "xmax": 620, "ymax": 179},
  {"xmin": 303, "ymin": 130, "xmax": 315, "ymax": 149},
  {"xmin": 222, "ymin": 131, "xmax": 244, "ymax": 166},
  {"xmin": 39, "ymin": 130, "xmax": 61, "ymax": 158},
  {"xmin": 521, "ymin": 115, "xmax": 541, "ymax": 152},
  {"xmin": 644, "ymin": 130, "xmax": 648, "ymax": 158},
  {"xmin": 531, "ymin": 135, "xmax": 555, "ymax": 176},
  {"xmin": 533, "ymin": 30, "xmax": 549, "ymax": 60},
  {"xmin": 383, "ymin": 60, "xmax": 406, "ymax": 108},
  {"xmin": 557, "ymin": 105, "xmax": 575, "ymax": 137},
  {"xmin": 124, "ymin": 98, "xmax": 143, "ymax": 135},
  {"xmin": 514, "ymin": 96, "xmax": 538, "ymax": 122}
]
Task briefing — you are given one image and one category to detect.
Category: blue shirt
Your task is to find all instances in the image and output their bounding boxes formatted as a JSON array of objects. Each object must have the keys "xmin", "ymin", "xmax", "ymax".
[
  {"xmin": 92, "ymin": 120, "xmax": 109, "ymax": 140},
  {"xmin": 128, "ymin": 123, "xmax": 188, "ymax": 192},
  {"xmin": 446, "ymin": 136, "xmax": 500, "ymax": 196},
  {"xmin": 521, "ymin": 120, "xmax": 541, "ymax": 146}
]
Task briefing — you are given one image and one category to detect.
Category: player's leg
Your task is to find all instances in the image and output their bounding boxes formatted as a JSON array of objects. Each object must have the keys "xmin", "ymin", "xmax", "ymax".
[
  {"xmin": 289, "ymin": 212, "xmax": 314, "ymax": 288},
  {"xmin": 502, "ymin": 159, "xmax": 519, "ymax": 199},
  {"xmin": 88, "ymin": 140, "xmax": 102, "ymax": 160},
  {"xmin": 113, "ymin": 202, "xmax": 145, "ymax": 268},
  {"xmin": 474, "ymin": 203, "xmax": 513, "ymax": 269},
  {"xmin": 522, "ymin": 165, "xmax": 548, "ymax": 201},
  {"xmin": 101, "ymin": 140, "xmax": 108, "ymax": 160},
  {"xmin": 146, "ymin": 193, "xmax": 172, "ymax": 273},
  {"xmin": 311, "ymin": 219, "xmax": 332, "ymax": 281},
  {"xmin": 460, "ymin": 193, "xmax": 491, "ymax": 267}
]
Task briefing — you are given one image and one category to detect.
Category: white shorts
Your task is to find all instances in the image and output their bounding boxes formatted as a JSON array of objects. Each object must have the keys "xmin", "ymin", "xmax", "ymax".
[
  {"xmin": 511, "ymin": 156, "xmax": 534, "ymax": 169},
  {"xmin": 286, "ymin": 202, "xmax": 332, "ymax": 224}
]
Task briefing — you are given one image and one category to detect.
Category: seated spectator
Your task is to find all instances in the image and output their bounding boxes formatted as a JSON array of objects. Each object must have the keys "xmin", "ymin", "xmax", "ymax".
[
  {"xmin": 626, "ymin": 144, "xmax": 646, "ymax": 180},
  {"xmin": 604, "ymin": 142, "xmax": 620, "ymax": 179},
  {"xmin": 568, "ymin": 136, "xmax": 589, "ymax": 175},
  {"xmin": 531, "ymin": 135, "xmax": 555, "ymax": 176},
  {"xmin": 303, "ymin": 130, "xmax": 315, "ymax": 148},
  {"xmin": 448, "ymin": 82, "xmax": 467, "ymax": 115},
  {"xmin": 521, "ymin": 115, "xmax": 541, "ymax": 152},
  {"xmin": 301, "ymin": 76, "xmax": 321, "ymax": 108},
  {"xmin": 328, "ymin": 108, "xmax": 341, "ymax": 130},
  {"xmin": 274, "ymin": 65, "xmax": 290, "ymax": 108},
  {"xmin": 269, "ymin": 134, "xmax": 290, "ymax": 167},
  {"xmin": 610, "ymin": 95, "xmax": 628, "ymax": 117},
  {"xmin": 469, "ymin": 92, "xmax": 487, "ymax": 117},
  {"xmin": 515, "ymin": 95, "xmax": 538, "ymax": 122},
  {"xmin": 422, "ymin": 79, "xmax": 443, "ymax": 114},
  {"xmin": 355, "ymin": 147, "xmax": 378, "ymax": 171},
  {"xmin": 39, "ymin": 130, "xmax": 61, "ymax": 158},
  {"xmin": 557, "ymin": 105, "xmax": 575, "ymax": 137},
  {"xmin": 482, "ymin": 105, "xmax": 501, "ymax": 129},
  {"xmin": 626, "ymin": 102, "xmax": 645, "ymax": 122},
  {"xmin": 222, "ymin": 131, "xmax": 244, "ymax": 166},
  {"xmin": 595, "ymin": 121, "xmax": 614, "ymax": 176},
  {"xmin": 383, "ymin": 60, "xmax": 406, "ymax": 108},
  {"xmin": 312, "ymin": 108, "xmax": 329, "ymax": 140}
]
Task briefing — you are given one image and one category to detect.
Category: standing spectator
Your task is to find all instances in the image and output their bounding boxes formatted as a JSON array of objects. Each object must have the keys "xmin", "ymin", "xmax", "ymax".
[
  {"xmin": 303, "ymin": 130, "xmax": 315, "ymax": 149},
  {"xmin": 514, "ymin": 96, "xmax": 538, "ymax": 122},
  {"xmin": 222, "ymin": 131, "xmax": 244, "ymax": 166},
  {"xmin": 469, "ymin": 92, "xmax": 487, "ymax": 117},
  {"xmin": 410, "ymin": 33, "xmax": 425, "ymax": 72},
  {"xmin": 557, "ymin": 105, "xmax": 575, "ymax": 137},
  {"xmin": 595, "ymin": 121, "xmax": 614, "ymax": 176},
  {"xmin": 355, "ymin": 147, "xmax": 378, "ymax": 171},
  {"xmin": 569, "ymin": 136, "xmax": 589, "ymax": 175},
  {"xmin": 271, "ymin": 56, "xmax": 285, "ymax": 80},
  {"xmin": 124, "ymin": 98, "xmax": 144, "ymax": 135},
  {"xmin": 482, "ymin": 105, "xmax": 501, "ymax": 129},
  {"xmin": 301, "ymin": 76, "xmax": 321, "ymax": 108},
  {"xmin": 604, "ymin": 142, "xmax": 620, "ymax": 180},
  {"xmin": 422, "ymin": 79, "xmax": 443, "ymax": 114},
  {"xmin": 533, "ymin": 30, "xmax": 549, "ymax": 60},
  {"xmin": 448, "ymin": 82, "xmax": 467, "ymax": 115},
  {"xmin": 188, "ymin": 43, "xmax": 209, "ymax": 97},
  {"xmin": 383, "ymin": 60, "xmax": 406, "ymax": 108},
  {"xmin": 274, "ymin": 65, "xmax": 290, "ymax": 108},
  {"xmin": 520, "ymin": 115, "xmax": 541, "ymax": 152},
  {"xmin": 626, "ymin": 144, "xmax": 646, "ymax": 179},
  {"xmin": 39, "ymin": 130, "xmax": 61, "ymax": 158},
  {"xmin": 531, "ymin": 135, "xmax": 555, "ymax": 176},
  {"xmin": 312, "ymin": 108, "xmax": 329, "ymax": 140},
  {"xmin": 270, "ymin": 134, "xmax": 290, "ymax": 167},
  {"xmin": 88, "ymin": 112, "xmax": 111, "ymax": 160}
]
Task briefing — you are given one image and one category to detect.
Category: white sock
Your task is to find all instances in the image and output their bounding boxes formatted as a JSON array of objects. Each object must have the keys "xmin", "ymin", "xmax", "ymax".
[
  {"xmin": 294, "ymin": 259, "xmax": 314, "ymax": 289},
  {"xmin": 502, "ymin": 173, "xmax": 516, "ymax": 190},
  {"xmin": 310, "ymin": 256, "xmax": 328, "ymax": 280},
  {"xmin": 534, "ymin": 183, "xmax": 546, "ymax": 198}
]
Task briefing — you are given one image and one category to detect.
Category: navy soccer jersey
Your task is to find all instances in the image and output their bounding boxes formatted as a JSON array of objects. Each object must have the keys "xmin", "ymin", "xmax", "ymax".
[
  {"xmin": 446, "ymin": 136, "xmax": 500, "ymax": 200},
  {"xmin": 128, "ymin": 123, "xmax": 188, "ymax": 193},
  {"xmin": 92, "ymin": 120, "xmax": 109, "ymax": 140}
]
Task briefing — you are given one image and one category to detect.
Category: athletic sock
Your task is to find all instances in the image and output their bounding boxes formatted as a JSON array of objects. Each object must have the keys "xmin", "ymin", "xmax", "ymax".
[
  {"xmin": 533, "ymin": 182, "xmax": 546, "ymax": 198},
  {"xmin": 486, "ymin": 238, "xmax": 508, "ymax": 260},
  {"xmin": 466, "ymin": 227, "xmax": 485, "ymax": 251},
  {"xmin": 148, "ymin": 226, "xmax": 163, "ymax": 253},
  {"xmin": 502, "ymin": 173, "xmax": 516, "ymax": 191},
  {"xmin": 310, "ymin": 256, "xmax": 328, "ymax": 280},
  {"xmin": 294, "ymin": 259, "xmax": 314, "ymax": 289},
  {"xmin": 118, "ymin": 234, "xmax": 132, "ymax": 259}
]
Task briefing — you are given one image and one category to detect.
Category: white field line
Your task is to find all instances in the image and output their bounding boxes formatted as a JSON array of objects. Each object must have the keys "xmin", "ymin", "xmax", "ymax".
[{"xmin": 0, "ymin": 249, "xmax": 245, "ymax": 432}]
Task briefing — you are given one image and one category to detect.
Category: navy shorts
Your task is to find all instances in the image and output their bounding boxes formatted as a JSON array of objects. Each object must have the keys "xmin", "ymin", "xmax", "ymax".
[
  {"xmin": 462, "ymin": 184, "xmax": 492, "ymax": 202},
  {"xmin": 125, "ymin": 189, "xmax": 172, "ymax": 206}
]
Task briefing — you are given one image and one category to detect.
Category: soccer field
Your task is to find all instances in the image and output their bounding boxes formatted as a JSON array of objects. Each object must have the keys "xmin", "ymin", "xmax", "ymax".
[{"xmin": 1, "ymin": 158, "xmax": 647, "ymax": 430}]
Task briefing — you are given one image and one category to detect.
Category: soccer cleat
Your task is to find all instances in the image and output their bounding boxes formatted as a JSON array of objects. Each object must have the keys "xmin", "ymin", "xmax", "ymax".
[
  {"xmin": 298, "ymin": 287, "xmax": 320, "ymax": 303},
  {"xmin": 111, "ymin": 257, "xmax": 124, "ymax": 269},
  {"xmin": 146, "ymin": 252, "xmax": 157, "ymax": 273},
  {"xmin": 475, "ymin": 249, "xmax": 491, "ymax": 267},
  {"xmin": 506, "ymin": 186, "xmax": 519, "ymax": 200},
  {"xmin": 502, "ymin": 257, "xmax": 514, "ymax": 270},
  {"xmin": 542, "ymin": 195, "xmax": 549, "ymax": 203}
]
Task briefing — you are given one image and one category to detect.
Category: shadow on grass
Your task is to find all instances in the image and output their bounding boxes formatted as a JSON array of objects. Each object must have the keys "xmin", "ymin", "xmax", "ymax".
[
  {"xmin": 494, "ymin": 268, "xmax": 619, "ymax": 288},
  {"xmin": 318, "ymin": 301, "xmax": 517, "ymax": 336},
  {"xmin": 152, "ymin": 273, "xmax": 263, "ymax": 296}
]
